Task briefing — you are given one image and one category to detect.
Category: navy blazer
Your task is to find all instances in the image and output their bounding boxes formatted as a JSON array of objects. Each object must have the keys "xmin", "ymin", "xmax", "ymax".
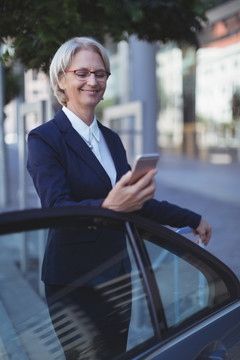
[{"xmin": 27, "ymin": 109, "xmax": 201, "ymax": 285}]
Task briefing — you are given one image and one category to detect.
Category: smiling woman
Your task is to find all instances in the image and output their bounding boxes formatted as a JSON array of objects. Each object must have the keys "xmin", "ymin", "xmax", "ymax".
[
  {"xmin": 27, "ymin": 36, "xmax": 211, "ymax": 359},
  {"xmin": 58, "ymin": 50, "xmax": 107, "ymax": 124},
  {"xmin": 49, "ymin": 37, "xmax": 110, "ymax": 114}
]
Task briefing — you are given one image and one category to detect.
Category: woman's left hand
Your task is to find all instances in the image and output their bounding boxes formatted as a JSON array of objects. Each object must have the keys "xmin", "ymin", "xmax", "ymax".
[{"xmin": 194, "ymin": 218, "xmax": 212, "ymax": 246}]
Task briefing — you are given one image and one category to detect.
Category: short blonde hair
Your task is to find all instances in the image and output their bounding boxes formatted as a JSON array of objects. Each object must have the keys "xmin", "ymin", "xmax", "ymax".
[{"xmin": 49, "ymin": 37, "xmax": 111, "ymax": 106}]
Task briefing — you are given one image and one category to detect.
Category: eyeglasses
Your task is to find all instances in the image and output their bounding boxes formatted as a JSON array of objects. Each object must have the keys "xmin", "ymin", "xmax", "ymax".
[{"xmin": 65, "ymin": 68, "xmax": 111, "ymax": 82}]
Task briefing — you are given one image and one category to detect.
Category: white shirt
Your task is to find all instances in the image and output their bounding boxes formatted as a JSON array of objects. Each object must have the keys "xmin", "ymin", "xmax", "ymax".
[{"xmin": 62, "ymin": 107, "xmax": 117, "ymax": 187}]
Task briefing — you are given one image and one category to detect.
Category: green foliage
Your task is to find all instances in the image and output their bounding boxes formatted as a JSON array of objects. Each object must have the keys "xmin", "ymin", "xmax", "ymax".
[
  {"xmin": 4, "ymin": 66, "xmax": 21, "ymax": 105},
  {"xmin": 0, "ymin": 0, "xmax": 211, "ymax": 73}
]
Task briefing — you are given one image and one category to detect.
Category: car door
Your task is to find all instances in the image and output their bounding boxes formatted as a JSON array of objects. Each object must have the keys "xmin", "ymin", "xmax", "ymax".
[
  {"xmin": 0, "ymin": 207, "xmax": 239, "ymax": 360},
  {"xmin": 127, "ymin": 218, "xmax": 240, "ymax": 360},
  {"xmin": 0, "ymin": 207, "xmax": 161, "ymax": 360}
]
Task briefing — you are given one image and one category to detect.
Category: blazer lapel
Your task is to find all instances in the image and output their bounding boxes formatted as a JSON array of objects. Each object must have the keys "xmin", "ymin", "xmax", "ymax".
[{"xmin": 54, "ymin": 110, "xmax": 113, "ymax": 190}]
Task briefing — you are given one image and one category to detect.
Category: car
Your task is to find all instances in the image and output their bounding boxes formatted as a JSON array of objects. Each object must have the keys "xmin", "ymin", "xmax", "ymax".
[{"xmin": 0, "ymin": 206, "xmax": 239, "ymax": 359}]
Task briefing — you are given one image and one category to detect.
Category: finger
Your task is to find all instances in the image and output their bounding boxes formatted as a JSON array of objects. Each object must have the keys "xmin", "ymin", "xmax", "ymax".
[
  {"xmin": 136, "ymin": 176, "xmax": 156, "ymax": 197},
  {"xmin": 204, "ymin": 230, "xmax": 211, "ymax": 245},
  {"xmin": 143, "ymin": 168, "xmax": 158, "ymax": 181},
  {"xmin": 196, "ymin": 235, "xmax": 206, "ymax": 247},
  {"xmin": 116, "ymin": 171, "xmax": 132, "ymax": 187},
  {"xmin": 134, "ymin": 169, "xmax": 158, "ymax": 189},
  {"xmin": 204, "ymin": 225, "xmax": 212, "ymax": 244},
  {"xmin": 201, "ymin": 231, "xmax": 211, "ymax": 246}
]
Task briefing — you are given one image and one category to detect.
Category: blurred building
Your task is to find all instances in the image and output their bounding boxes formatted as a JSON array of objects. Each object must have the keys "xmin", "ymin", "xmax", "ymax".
[
  {"xmin": 157, "ymin": 0, "xmax": 240, "ymax": 162},
  {"xmin": 4, "ymin": 69, "xmax": 50, "ymax": 144},
  {"xmin": 196, "ymin": 0, "xmax": 240, "ymax": 162}
]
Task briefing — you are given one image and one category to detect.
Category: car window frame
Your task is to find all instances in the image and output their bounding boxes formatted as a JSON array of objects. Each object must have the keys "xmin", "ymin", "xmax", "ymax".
[
  {"xmin": 125, "ymin": 221, "xmax": 168, "ymax": 337},
  {"xmin": 127, "ymin": 217, "xmax": 240, "ymax": 335}
]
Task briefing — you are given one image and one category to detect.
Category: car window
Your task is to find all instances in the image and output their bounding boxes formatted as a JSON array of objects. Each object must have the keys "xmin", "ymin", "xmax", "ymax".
[
  {"xmin": 138, "ymin": 228, "xmax": 231, "ymax": 331},
  {"xmin": 0, "ymin": 216, "xmax": 156, "ymax": 359}
]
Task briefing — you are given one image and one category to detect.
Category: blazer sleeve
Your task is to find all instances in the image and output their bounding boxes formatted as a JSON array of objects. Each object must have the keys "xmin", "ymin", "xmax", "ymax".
[{"xmin": 138, "ymin": 198, "xmax": 201, "ymax": 230}]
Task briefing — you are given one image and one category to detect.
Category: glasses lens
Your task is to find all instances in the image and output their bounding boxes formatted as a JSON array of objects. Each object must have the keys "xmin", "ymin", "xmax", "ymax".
[
  {"xmin": 74, "ymin": 70, "xmax": 89, "ymax": 80},
  {"xmin": 94, "ymin": 71, "xmax": 108, "ymax": 80},
  {"xmin": 74, "ymin": 70, "xmax": 109, "ymax": 82}
]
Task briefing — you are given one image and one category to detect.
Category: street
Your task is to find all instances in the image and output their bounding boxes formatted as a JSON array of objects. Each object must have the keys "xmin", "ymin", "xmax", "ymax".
[{"xmin": 156, "ymin": 152, "xmax": 240, "ymax": 280}]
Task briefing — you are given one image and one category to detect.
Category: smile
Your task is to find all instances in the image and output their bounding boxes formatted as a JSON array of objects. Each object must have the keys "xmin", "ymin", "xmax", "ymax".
[{"xmin": 80, "ymin": 89, "xmax": 99, "ymax": 94}]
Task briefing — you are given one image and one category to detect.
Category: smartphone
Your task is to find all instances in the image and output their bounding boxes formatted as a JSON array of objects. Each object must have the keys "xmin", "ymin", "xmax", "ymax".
[{"xmin": 129, "ymin": 153, "xmax": 159, "ymax": 185}]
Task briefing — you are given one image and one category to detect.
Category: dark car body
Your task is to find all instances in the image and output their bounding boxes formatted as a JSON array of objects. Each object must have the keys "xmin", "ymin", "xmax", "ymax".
[{"xmin": 0, "ymin": 206, "xmax": 239, "ymax": 359}]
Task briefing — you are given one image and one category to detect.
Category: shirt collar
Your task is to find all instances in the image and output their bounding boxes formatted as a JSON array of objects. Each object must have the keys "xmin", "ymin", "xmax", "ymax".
[{"xmin": 62, "ymin": 106, "xmax": 100, "ymax": 143}]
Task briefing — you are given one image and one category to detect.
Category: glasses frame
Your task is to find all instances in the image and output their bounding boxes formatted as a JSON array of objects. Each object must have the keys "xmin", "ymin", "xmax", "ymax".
[{"xmin": 65, "ymin": 68, "xmax": 111, "ymax": 82}]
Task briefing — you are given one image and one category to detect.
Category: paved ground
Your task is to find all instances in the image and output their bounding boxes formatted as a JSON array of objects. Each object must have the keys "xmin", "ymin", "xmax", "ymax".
[{"xmin": 155, "ymin": 152, "xmax": 240, "ymax": 279}]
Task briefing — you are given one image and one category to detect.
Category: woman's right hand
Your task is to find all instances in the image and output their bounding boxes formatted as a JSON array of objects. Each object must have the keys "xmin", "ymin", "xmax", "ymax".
[{"xmin": 101, "ymin": 169, "xmax": 157, "ymax": 212}]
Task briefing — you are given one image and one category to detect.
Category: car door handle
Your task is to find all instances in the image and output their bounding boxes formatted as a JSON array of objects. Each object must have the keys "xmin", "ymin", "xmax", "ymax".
[
  {"xmin": 205, "ymin": 349, "xmax": 228, "ymax": 360},
  {"xmin": 196, "ymin": 342, "xmax": 228, "ymax": 360}
]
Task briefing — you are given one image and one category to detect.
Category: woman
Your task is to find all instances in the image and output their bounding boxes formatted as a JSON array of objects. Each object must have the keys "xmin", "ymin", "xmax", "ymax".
[{"xmin": 27, "ymin": 37, "xmax": 211, "ymax": 359}]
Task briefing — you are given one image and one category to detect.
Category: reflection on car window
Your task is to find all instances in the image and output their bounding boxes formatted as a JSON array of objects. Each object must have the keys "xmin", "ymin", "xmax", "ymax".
[
  {"xmin": 145, "ymin": 241, "xmax": 209, "ymax": 327},
  {"xmin": 127, "ymin": 241, "xmax": 154, "ymax": 350},
  {"xmin": 0, "ymin": 217, "xmax": 155, "ymax": 359},
  {"xmin": 140, "ymin": 231, "xmax": 230, "ymax": 330}
]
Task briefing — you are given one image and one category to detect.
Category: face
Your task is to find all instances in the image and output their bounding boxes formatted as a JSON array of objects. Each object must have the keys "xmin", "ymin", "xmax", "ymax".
[{"xmin": 59, "ymin": 49, "xmax": 107, "ymax": 113}]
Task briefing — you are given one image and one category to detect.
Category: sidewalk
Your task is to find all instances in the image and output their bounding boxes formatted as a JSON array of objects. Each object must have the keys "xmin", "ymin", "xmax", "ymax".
[
  {"xmin": 155, "ymin": 152, "xmax": 240, "ymax": 280},
  {"xmin": 158, "ymin": 152, "xmax": 240, "ymax": 205}
]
